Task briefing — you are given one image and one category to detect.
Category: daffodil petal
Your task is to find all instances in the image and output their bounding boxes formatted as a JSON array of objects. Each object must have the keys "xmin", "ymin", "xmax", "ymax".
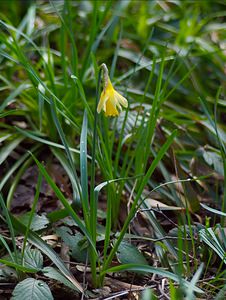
[
  {"xmin": 115, "ymin": 91, "xmax": 128, "ymax": 108},
  {"xmin": 97, "ymin": 92, "xmax": 108, "ymax": 113},
  {"xmin": 105, "ymin": 98, "xmax": 119, "ymax": 116}
]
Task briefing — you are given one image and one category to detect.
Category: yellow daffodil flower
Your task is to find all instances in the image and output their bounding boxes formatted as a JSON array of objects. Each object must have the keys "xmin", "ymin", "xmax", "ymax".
[{"xmin": 97, "ymin": 64, "xmax": 128, "ymax": 117}]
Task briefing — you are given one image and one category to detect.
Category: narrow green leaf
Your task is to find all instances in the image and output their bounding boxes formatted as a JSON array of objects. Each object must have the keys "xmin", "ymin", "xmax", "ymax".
[
  {"xmin": 185, "ymin": 263, "xmax": 204, "ymax": 300},
  {"xmin": 0, "ymin": 259, "xmax": 37, "ymax": 273},
  {"xmin": 0, "ymin": 136, "xmax": 24, "ymax": 165},
  {"xmin": 0, "ymin": 144, "xmax": 40, "ymax": 190},
  {"xmin": 50, "ymin": 98, "xmax": 82, "ymax": 201},
  {"xmin": 103, "ymin": 130, "xmax": 178, "ymax": 272},
  {"xmin": 0, "ymin": 193, "xmax": 18, "ymax": 265},
  {"xmin": 15, "ymin": 127, "xmax": 83, "ymax": 156},
  {"xmin": 0, "ymin": 84, "xmax": 29, "ymax": 112},
  {"xmin": 30, "ymin": 153, "xmax": 97, "ymax": 256},
  {"xmin": 200, "ymin": 203, "xmax": 226, "ymax": 217},
  {"xmin": 43, "ymin": 267, "xmax": 79, "ymax": 292},
  {"xmin": 102, "ymin": 264, "xmax": 203, "ymax": 294},
  {"xmin": 80, "ymin": 110, "xmax": 89, "ymax": 218}
]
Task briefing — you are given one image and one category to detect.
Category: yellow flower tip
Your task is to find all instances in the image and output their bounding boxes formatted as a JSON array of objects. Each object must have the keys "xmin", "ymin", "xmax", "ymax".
[{"xmin": 97, "ymin": 75, "xmax": 128, "ymax": 117}]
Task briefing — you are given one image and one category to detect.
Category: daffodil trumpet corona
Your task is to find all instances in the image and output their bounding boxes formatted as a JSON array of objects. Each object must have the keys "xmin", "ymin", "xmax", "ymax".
[{"xmin": 97, "ymin": 63, "xmax": 128, "ymax": 117}]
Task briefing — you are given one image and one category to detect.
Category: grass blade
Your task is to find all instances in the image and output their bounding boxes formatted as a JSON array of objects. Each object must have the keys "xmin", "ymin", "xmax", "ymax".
[
  {"xmin": 30, "ymin": 153, "xmax": 97, "ymax": 255},
  {"xmin": 101, "ymin": 264, "xmax": 203, "ymax": 294}
]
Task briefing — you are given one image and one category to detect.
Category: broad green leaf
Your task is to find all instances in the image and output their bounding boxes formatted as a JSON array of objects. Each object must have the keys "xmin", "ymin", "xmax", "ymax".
[
  {"xmin": 117, "ymin": 240, "xmax": 148, "ymax": 266},
  {"xmin": 0, "ymin": 264, "xmax": 17, "ymax": 281},
  {"xmin": 202, "ymin": 148, "xmax": 224, "ymax": 175},
  {"xmin": 0, "ymin": 248, "xmax": 43, "ymax": 273},
  {"xmin": 18, "ymin": 213, "xmax": 49, "ymax": 231},
  {"xmin": 24, "ymin": 247, "xmax": 43, "ymax": 270},
  {"xmin": 12, "ymin": 278, "xmax": 53, "ymax": 300},
  {"xmin": 56, "ymin": 226, "xmax": 87, "ymax": 263}
]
